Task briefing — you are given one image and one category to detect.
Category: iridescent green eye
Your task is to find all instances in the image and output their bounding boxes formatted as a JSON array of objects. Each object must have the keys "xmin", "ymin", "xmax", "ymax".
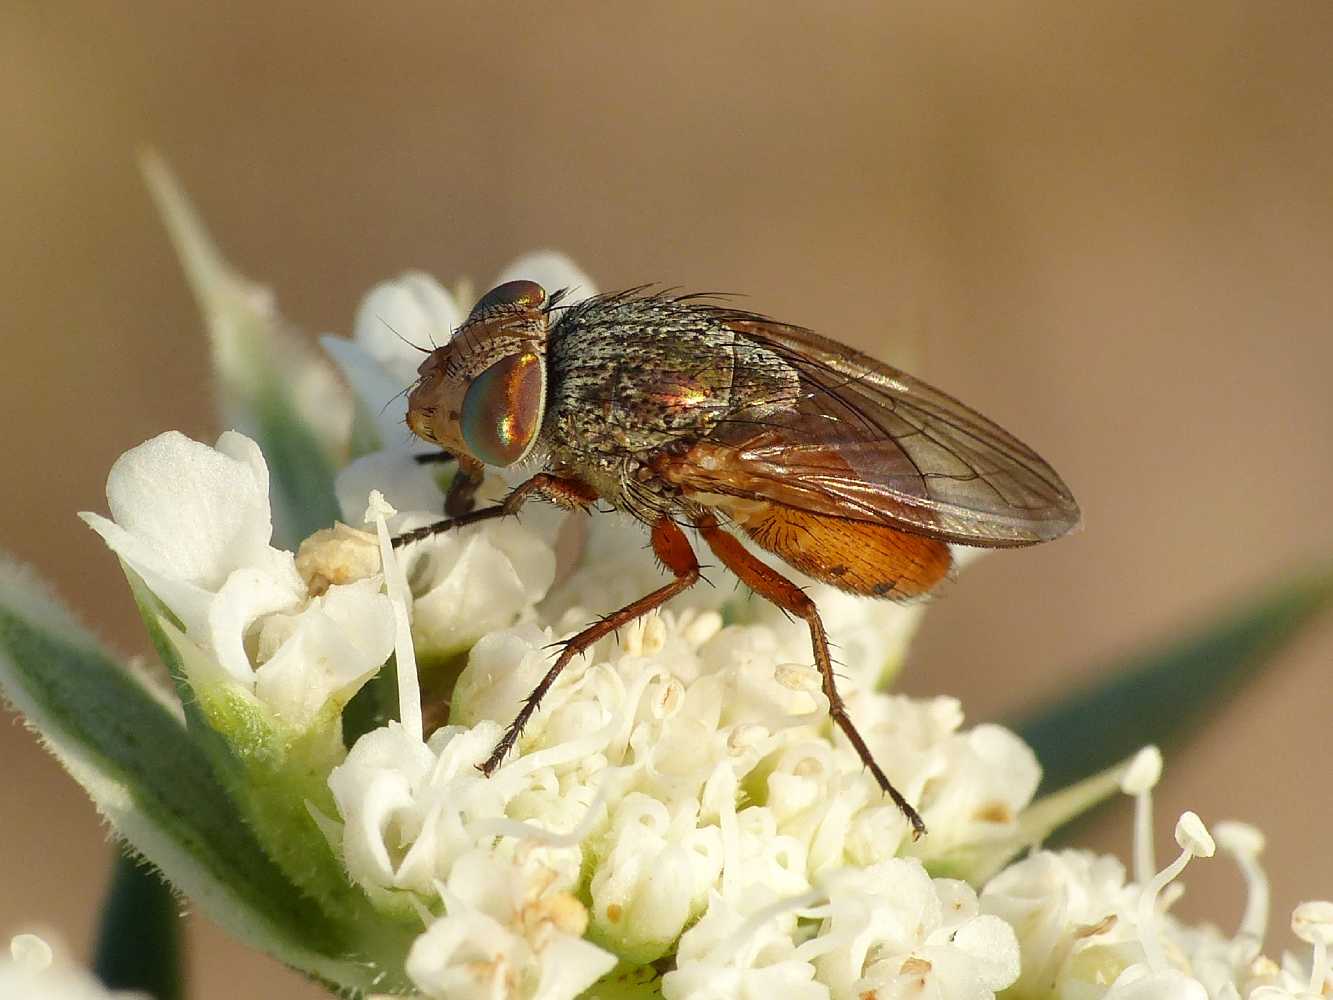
[{"xmin": 460, "ymin": 352, "xmax": 546, "ymax": 466}]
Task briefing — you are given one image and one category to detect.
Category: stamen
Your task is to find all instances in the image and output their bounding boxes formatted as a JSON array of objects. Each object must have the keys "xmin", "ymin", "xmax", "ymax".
[
  {"xmin": 1214, "ymin": 821, "xmax": 1268, "ymax": 961},
  {"xmin": 1292, "ymin": 901, "xmax": 1333, "ymax": 996},
  {"xmin": 1120, "ymin": 745, "xmax": 1163, "ymax": 886},
  {"xmin": 1137, "ymin": 811, "xmax": 1214, "ymax": 973},
  {"xmin": 365, "ymin": 491, "xmax": 422, "ymax": 743}
]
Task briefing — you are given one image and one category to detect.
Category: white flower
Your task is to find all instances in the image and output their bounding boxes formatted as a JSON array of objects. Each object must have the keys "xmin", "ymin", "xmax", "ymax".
[
  {"xmin": 324, "ymin": 271, "xmax": 463, "ymax": 453},
  {"xmin": 328, "ymin": 719, "xmax": 615, "ymax": 998},
  {"xmin": 0, "ymin": 935, "xmax": 148, "ymax": 1000},
  {"xmin": 1244, "ymin": 945, "xmax": 1333, "ymax": 999},
  {"xmin": 41, "ymin": 238, "xmax": 1333, "ymax": 1000},
  {"xmin": 250, "ymin": 576, "xmax": 395, "ymax": 727},
  {"xmin": 395, "ymin": 514, "xmax": 556, "ymax": 660},
  {"xmin": 980, "ymin": 793, "xmax": 1333, "ymax": 1000},
  {"xmin": 405, "ymin": 850, "xmax": 615, "ymax": 1000},
  {"xmin": 588, "ymin": 794, "xmax": 724, "ymax": 962},
  {"xmin": 809, "ymin": 859, "xmax": 1020, "ymax": 1000},
  {"xmin": 663, "ymin": 892, "xmax": 828, "ymax": 1000},
  {"xmin": 81, "ymin": 430, "xmax": 394, "ymax": 729},
  {"xmin": 327, "ymin": 721, "xmax": 586, "ymax": 912},
  {"xmin": 80, "ymin": 430, "xmax": 301, "ymax": 646},
  {"xmin": 980, "ymin": 849, "xmax": 1143, "ymax": 996},
  {"xmin": 1101, "ymin": 964, "xmax": 1209, "ymax": 1000}
]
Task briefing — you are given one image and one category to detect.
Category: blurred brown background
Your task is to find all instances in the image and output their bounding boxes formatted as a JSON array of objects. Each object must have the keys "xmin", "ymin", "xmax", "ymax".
[{"xmin": 3, "ymin": 3, "xmax": 1331, "ymax": 996}]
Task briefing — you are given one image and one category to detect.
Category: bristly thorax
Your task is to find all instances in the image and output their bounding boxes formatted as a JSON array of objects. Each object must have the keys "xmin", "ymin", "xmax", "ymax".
[{"xmin": 541, "ymin": 293, "xmax": 798, "ymax": 519}]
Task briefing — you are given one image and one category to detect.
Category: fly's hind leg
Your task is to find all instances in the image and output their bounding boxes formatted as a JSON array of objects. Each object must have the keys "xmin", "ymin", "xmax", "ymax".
[
  {"xmin": 693, "ymin": 511, "xmax": 928, "ymax": 839},
  {"xmin": 478, "ymin": 516, "xmax": 702, "ymax": 776}
]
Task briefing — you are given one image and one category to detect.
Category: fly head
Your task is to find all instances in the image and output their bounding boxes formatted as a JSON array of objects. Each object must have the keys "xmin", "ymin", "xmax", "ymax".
[{"xmin": 407, "ymin": 279, "xmax": 551, "ymax": 467}]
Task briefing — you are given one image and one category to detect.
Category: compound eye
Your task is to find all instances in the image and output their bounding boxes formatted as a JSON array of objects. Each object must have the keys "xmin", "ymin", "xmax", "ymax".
[
  {"xmin": 460, "ymin": 352, "xmax": 546, "ymax": 466},
  {"xmin": 469, "ymin": 280, "xmax": 547, "ymax": 319}
]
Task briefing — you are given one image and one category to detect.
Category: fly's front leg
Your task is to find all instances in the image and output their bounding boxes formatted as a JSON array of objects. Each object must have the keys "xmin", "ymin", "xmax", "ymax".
[
  {"xmin": 412, "ymin": 451, "xmax": 486, "ymax": 516},
  {"xmin": 391, "ymin": 472, "xmax": 597, "ymax": 549},
  {"xmin": 693, "ymin": 511, "xmax": 928, "ymax": 839},
  {"xmin": 477, "ymin": 516, "xmax": 702, "ymax": 776}
]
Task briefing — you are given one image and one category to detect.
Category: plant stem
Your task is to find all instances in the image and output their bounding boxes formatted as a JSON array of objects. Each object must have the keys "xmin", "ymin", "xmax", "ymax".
[{"xmin": 94, "ymin": 850, "xmax": 184, "ymax": 1000}]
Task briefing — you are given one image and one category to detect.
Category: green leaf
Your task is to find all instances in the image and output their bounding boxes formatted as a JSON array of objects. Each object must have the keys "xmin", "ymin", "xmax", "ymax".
[
  {"xmin": 94, "ymin": 851, "xmax": 183, "ymax": 1000},
  {"xmin": 1015, "ymin": 566, "xmax": 1333, "ymax": 797},
  {"xmin": 0, "ymin": 558, "xmax": 413, "ymax": 995},
  {"xmin": 140, "ymin": 151, "xmax": 344, "ymax": 547},
  {"xmin": 124, "ymin": 567, "xmax": 388, "ymax": 934},
  {"xmin": 582, "ymin": 963, "xmax": 666, "ymax": 999}
]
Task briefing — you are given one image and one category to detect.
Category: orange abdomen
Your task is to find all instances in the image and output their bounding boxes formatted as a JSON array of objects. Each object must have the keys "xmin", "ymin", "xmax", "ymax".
[{"xmin": 734, "ymin": 503, "xmax": 952, "ymax": 599}]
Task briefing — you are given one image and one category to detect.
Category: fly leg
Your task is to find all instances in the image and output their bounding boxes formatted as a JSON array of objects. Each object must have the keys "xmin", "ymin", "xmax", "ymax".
[
  {"xmin": 693, "ymin": 512, "xmax": 927, "ymax": 838},
  {"xmin": 412, "ymin": 451, "xmax": 485, "ymax": 516},
  {"xmin": 478, "ymin": 516, "xmax": 702, "ymax": 776},
  {"xmin": 391, "ymin": 472, "xmax": 596, "ymax": 548}
]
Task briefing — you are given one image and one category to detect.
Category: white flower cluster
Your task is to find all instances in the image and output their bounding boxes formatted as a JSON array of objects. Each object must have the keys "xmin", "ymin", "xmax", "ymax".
[
  {"xmin": 327, "ymin": 601, "xmax": 1035, "ymax": 998},
  {"xmin": 977, "ymin": 753, "xmax": 1333, "ymax": 1000},
  {"xmin": 76, "ymin": 256, "xmax": 1332, "ymax": 1000},
  {"xmin": 307, "ymin": 264, "xmax": 1042, "ymax": 998}
]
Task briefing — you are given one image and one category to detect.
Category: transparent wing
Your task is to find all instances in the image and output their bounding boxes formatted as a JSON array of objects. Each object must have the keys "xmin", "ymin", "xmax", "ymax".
[{"xmin": 666, "ymin": 317, "xmax": 1081, "ymax": 548}]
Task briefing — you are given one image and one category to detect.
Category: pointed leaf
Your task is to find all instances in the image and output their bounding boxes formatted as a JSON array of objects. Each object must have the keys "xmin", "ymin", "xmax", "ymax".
[
  {"xmin": 124, "ymin": 566, "xmax": 392, "ymax": 935},
  {"xmin": 140, "ymin": 152, "xmax": 345, "ymax": 547},
  {"xmin": 1015, "ymin": 567, "xmax": 1333, "ymax": 796},
  {"xmin": 0, "ymin": 558, "xmax": 412, "ymax": 994}
]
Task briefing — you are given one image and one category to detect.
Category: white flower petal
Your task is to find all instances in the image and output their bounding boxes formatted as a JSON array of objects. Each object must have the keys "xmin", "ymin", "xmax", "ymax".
[
  {"xmin": 80, "ymin": 430, "xmax": 285, "ymax": 637},
  {"xmin": 666, "ymin": 892, "xmax": 826, "ymax": 1000},
  {"xmin": 949, "ymin": 914, "xmax": 1021, "ymax": 991},
  {"xmin": 589, "ymin": 795, "xmax": 723, "ymax": 962},
  {"xmin": 406, "ymin": 850, "xmax": 614, "ymax": 1000},
  {"xmin": 354, "ymin": 272, "xmax": 462, "ymax": 384},
  {"xmin": 329, "ymin": 723, "xmax": 437, "ymax": 896},
  {"xmin": 451, "ymin": 625, "xmax": 556, "ymax": 730},
  {"xmin": 1104, "ymin": 964, "xmax": 1209, "ymax": 1000},
  {"xmin": 320, "ymin": 335, "xmax": 429, "ymax": 454},
  {"xmin": 911, "ymin": 723, "xmax": 1042, "ymax": 857},
  {"xmin": 1, "ymin": 936, "xmax": 148, "ymax": 999},
  {"xmin": 530, "ymin": 931, "xmax": 618, "ymax": 1000},
  {"xmin": 109, "ymin": 430, "xmax": 274, "ymax": 588},
  {"xmin": 336, "ymin": 450, "xmax": 446, "ymax": 525},
  {"xmin": 253, "ymin": 578, "xmax": 394, "ymax": 727},
  {"xmin": 207, "ymin": 564, "xmax": 305, "ymax": 686},
  {"xmin": 406, "ymin": 519, "xmax": 556, "ymax": 660},
  {"xmin": 406, "ymin": 903, "xmax": 520, "ymax": 1000}
]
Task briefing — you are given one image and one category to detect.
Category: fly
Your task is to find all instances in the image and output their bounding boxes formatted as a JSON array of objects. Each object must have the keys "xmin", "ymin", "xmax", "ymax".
[{"xmin": 395, "ymin": 280, "xmax": 1081, "ymax": 838}]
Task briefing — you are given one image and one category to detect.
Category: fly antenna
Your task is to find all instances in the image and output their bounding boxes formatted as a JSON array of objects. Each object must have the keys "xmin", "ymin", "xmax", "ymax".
[{"xmin": 378, "ymin": 316, "xmax": 432, "ymax": 354}]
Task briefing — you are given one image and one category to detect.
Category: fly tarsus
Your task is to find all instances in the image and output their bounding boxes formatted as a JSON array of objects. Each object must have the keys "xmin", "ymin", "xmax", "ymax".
[{"xmin": 475, "ymin": 515, "xmax": 702, "ymax": 775}]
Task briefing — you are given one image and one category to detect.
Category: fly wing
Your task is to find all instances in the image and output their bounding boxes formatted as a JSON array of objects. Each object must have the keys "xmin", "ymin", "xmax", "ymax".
[{"xmin": 662, "ymin": 316, "xmax": 1081, "ymax": 548}]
